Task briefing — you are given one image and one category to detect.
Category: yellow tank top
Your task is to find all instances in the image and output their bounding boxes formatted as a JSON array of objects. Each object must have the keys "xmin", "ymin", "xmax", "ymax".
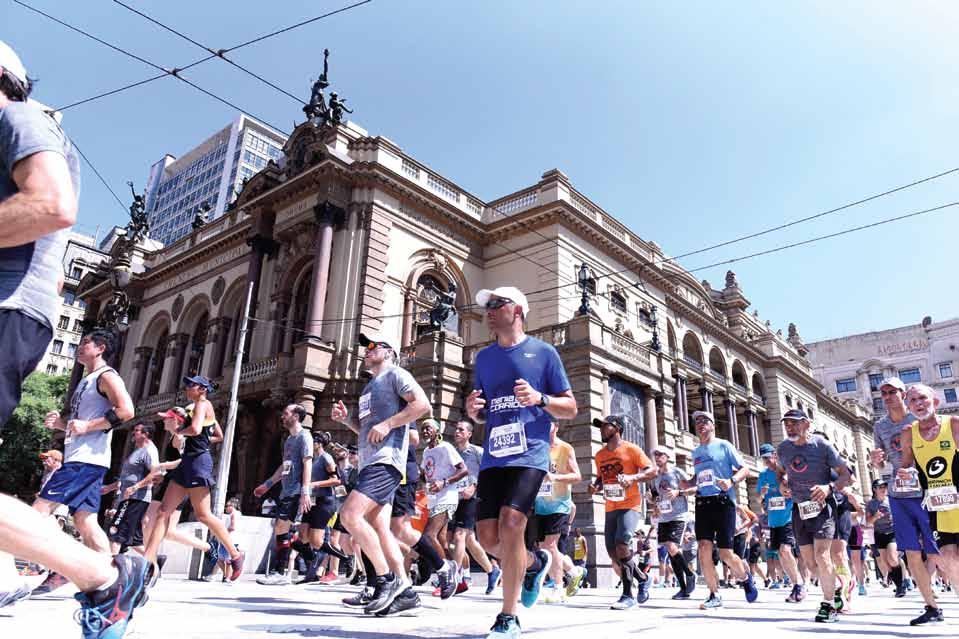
[
  {"xmin": 185, "ymin": 402, "xmax": 217, "ymax": 427},
  {"xmin": 910, "ymin": 416, "xmax": 959, "ymax": 533},
  {"xmin": 546, "ymin": 438, "xmax": 573, "ymax": 502}
]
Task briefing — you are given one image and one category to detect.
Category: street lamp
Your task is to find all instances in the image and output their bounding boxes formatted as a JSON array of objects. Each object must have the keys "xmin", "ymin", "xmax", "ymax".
[
  {"xmin": 639, "ymin": 303, "xmax": 661, "ymax": 352},
  {"xmin": 578, "ymin": 263, "xmax": 594, "ymax": 316}
]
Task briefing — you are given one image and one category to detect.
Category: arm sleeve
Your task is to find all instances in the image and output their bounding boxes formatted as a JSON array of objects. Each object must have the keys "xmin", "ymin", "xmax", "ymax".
[
  {"xmin": 393, "ymin": 367, "xmax": 421, "ymax": 398},
  {"xmin": 301, "ymin": 432, "xmax": 313, "ymax": 459},
  {"xmin": 825, "ymin": 442, "xmax": 842, "ymax": 469},
  {"xmin": 544, "ymin": 345, "xmax": 571, "ymax": 395},
  {"xmin": 633, "ymin": 447, "xmax": 652, "ymax": 471},
  {"xmin": 447, "ymin": 443, "xmax": 464, "ymax": 467},
  {"xmin": 726, "ymin": 441, "xmax": 744, "ymax": 470},
  {"xmin": 147, "ymin": 444, "xmax": 160, "ymax": 468},
  {"xmin": 0, "ymin": 106, "xmax": 66, "ymax": 170}
]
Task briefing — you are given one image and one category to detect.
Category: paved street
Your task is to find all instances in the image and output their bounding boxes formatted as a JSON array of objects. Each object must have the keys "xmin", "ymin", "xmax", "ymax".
[{"xmin": 4, "ymin": 573, "xmax": 959, "ymax": 638}]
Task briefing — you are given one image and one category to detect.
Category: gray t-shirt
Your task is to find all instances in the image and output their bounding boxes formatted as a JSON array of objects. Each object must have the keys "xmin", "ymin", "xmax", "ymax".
[
  {"xmin": 872, "ymin": 411, "xmax": 922, "ymax": 499},
  {"xmin": 280, "ymin": 428, "xmax": 313, "ymax": 498},
  {"xmin": 867, "ymin": 497, "xmax": 894, "ymax": 534},
  {"xmin": 357, "ymin": 365, "xmax": 420, "ymax": 475},
  {"xmin": 777, "ymin": 435, "xmax": 843, "ymax": 503},
  {"xmin": 118, "ymin": 442, "xmax": 159, "ymax": 502},
  {"xmin": 311, "ymin": 451, "xmax": 337, "ymax": 499},
  {"xmin": 455, "ymin": 442, "xmax": 483, "ymax": 489},
  {"xmin": 652, "ymin": 467, "xmax": 690, "ymax": 523},
  {"xmin": 0, "ymin": 103, "xmax": 80, "ymax": 330}
]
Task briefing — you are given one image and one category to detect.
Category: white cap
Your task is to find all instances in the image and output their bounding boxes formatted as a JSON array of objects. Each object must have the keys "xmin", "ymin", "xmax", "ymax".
[
  {"xmin": 0, "ymin": 41, "xmax": 27, "ymax": 86},
  {"xmin": 475, "ymin": 286, "xmax": 530, "ymax": 317}
]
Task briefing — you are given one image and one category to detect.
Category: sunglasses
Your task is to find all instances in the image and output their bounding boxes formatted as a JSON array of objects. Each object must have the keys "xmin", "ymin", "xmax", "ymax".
[
  {"xmin": 365, "ymin": 342, "xmax": 389, "ymax": 351},
  {"xmin": 879, "ymin": 389, "xmax": 901, "ymax": 396},
  {"xmin": 484, "ymin": 298, "xmax": 513, "ymax": 310}
]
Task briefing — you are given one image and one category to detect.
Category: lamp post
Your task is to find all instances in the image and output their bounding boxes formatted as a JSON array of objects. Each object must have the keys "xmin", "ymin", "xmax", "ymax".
[
  {"xmin": 639, "ymin": 303, "xmax": 661, "ymax": 352},
  {"xmin": 578, "ymin": 263, "xmax": 594, "ymax": 316}
]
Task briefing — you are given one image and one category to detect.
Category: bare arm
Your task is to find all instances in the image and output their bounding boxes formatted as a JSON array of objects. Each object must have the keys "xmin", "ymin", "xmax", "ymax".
[
  {"xmin": 552, "ymin": 451, "xmax": 582, "ymax": 485},
  {"xmin": 209, "ymin": 421, "xmax": 224, "ymax": 445},
  {"xmin": 179, "ymin": 400, "xmax": 212, "ymax": 437},
  {"xmin": 67, "ymin": 371, "xmax": 134, "ymax": 435},
  {"xmin": 0, "ymin": 151, "xmax": 77, "ymax": 248}
]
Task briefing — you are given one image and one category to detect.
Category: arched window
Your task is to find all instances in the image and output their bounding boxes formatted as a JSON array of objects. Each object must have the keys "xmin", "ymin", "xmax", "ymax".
[
  {"xmin": 413, "ymin": 273, "xmax": 458, "ymax": 338},
  {"xmin": 185, "ymin": 312, "xmax": 208, "ymax": 376},
  {"xmin": 288, "ymin": 268, "xmax": 313, "ymax": 349},
  {"xmin": 147, "ymin": 330, "xmax": 168, "ymax": 397}
]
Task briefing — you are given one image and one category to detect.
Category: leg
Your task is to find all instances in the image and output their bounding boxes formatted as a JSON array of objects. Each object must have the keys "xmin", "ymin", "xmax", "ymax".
[
  {"xmin": 495, "ymin": 506, "xmax": 532, "ymax": 616},
  {"xmin": 340, "ymin": 491, "xmax": 389, "ymax": 575},
  {"xmin": 163, "ymin": 509, "xmax": 210, "ymax": 552},
  {"xmin": 779, "ymin": 544, "xmax": 802, "ymax": 585},
  {"xmin": 144, "ymin": 483, "xmax": 188, "ymax": 562},
  {"xmin": 717, "ymin": 548, "xmax": 747, "ymax": 581},
  {"xmin": 698, "ymin": 540, "xmax": 719, "ymax": 593},
  {"xmin": 369, "ymin": 502, "xmax": 406, "ymax": 578},
  {"xmin": 424, "ymin": 512, "xmax": 450, "ymax": 560},
  {"xmin": 905, "ymin": 549, "xmax": 937, "ymax": 608},
  {"xmin": 466, "ymin": 532, "xmax": 494, "ymax": 573},
  {"xmin": 541, "ymin": 533, "xmax": 566, "ymax": 585},
  {"xmin": 188, "ymin": 487, "xmax": 239, "ymax": 558},
  {"xmin": 73, "ymin": 510, "xmax": 111, "ymax": 555}
]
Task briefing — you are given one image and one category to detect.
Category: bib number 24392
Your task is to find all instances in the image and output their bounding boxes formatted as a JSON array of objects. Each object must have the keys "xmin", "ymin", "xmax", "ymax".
[{"xmin": 488, "ymin": 422, "xmax": 528, "ymax": 458}]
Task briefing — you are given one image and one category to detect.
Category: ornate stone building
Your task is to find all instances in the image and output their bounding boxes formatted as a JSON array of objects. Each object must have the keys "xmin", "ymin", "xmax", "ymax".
[{"xmin": 79, "ymin": 115, "xmax": 873, "ymax": 583}]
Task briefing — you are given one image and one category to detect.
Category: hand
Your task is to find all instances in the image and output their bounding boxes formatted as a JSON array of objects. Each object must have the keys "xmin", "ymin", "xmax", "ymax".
[
  {"xmin": 546, "ymin": 472, "xmax": 557, "ymax": 483},
  {"xmin": 870, "ymin": 448, "xmax": 886, "ymax": 469},
  {"xmin": 253, "ymin": 483, "xmax": 268, "ymax": 498},
  {"xmin": 459, "ymin": 484, "xmax": 476, "ymax": 500},
  {"xmin": 588, "ymin": 483, "xmax": 601, "ymax": 495},
  {"xmin": 367, "ymin": 421, "xmax": 391, "ymax": 444},
  {"xmin": 667, "ymin": 489, "xmax": 679, "ymax": 501},
  {"xmin": 715, "ymin": 478, "xmax": 732, "ymax": 491},
  {"xmin": 300, "ymin": 492, "xmax": 313, "ymax": 514},
  {"xmin": 44, "ymin": 411, "xmax": 64, "ymax": 430},
  {"xmin": 896, "ymin": 467, "xmax": 914, "ymax": 480},
  {"xmin": 513, "ymin": 379, "xmax": 541, "ymax": 408},
  {"xmin": 67, "ymin": 419, "xmax": 91, "ymax": 436},
  {"xmin": 617, "ymin": 473, "xmax": 633, "ymax": 488},
  {"xmin": 779, "ymin": 482, "xmax": 792, "ymax": 498},
  {"xmin": 428, "ymin": 480, "xmax": 444, "ymax": 494},
  {"xmin": 810, "ymin": 484, "xmax": 831, "ymax": 503},
  {"xmin": 123, "ymin": 486, "xmax": 135, "ymax": 500},
  {"xmin": 466, "ymin": 389, "xmax": 486, "ymax": 420},
  {"xmin": 331, "ymin": 400, "xmax": 349, "ymax": 424},
  {"xmin": 759, "ymin": 485, "xmax": 768, "ymax": 497}
]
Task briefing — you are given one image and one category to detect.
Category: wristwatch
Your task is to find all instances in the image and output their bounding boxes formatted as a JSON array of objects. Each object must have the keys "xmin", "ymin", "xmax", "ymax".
[{"xmin": 538, "ymin": 393, "xmax": 550, "ymax": 408}]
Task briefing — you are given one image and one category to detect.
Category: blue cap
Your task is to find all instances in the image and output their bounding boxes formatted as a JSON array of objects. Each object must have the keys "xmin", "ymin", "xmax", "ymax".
[
  {"xmin": 780, "ymin": 408, "xmax": 809, "ymax": 422},
  {"xmin": 759, "ymin": 443, "xmax": 775, "ymax": 458},
  {"xmin": 182, "ymin": 374, "xmax": 214, "ymax": 391}
]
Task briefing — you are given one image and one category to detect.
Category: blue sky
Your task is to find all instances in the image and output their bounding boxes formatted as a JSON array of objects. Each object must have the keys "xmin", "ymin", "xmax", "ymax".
[{"xmin": 5, "ymin": 1, "xmax": 958, "ymax": 341}]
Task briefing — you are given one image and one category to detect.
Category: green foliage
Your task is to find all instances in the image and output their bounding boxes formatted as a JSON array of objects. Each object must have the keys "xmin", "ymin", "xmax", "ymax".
[{"xmin": 0, "ymin": 372, "xmax": 69, "ymax": 499}]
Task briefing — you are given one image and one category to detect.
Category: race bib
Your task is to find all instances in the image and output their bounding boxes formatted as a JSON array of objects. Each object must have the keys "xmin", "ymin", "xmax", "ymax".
[
  {"xmin": 892, "ymin": 469, "xmax": 920, "ymax": 494},
  {"xmin": 488, "ymin": 422, "xmax": 528, "ymax": 458},
  {"xmin": 358, "ymin": 393, "xmax": 372, "ymax": 420},
  {"xmin": 603, "ymin": 483, "xmax": 625, "ymax": 502},
  {"xmin": 768, "ymin": 496, "xmax": 786, "ymax": 511},
  {"xmin": 281, "ymin": 460, "xmax": 292, "ymax": 476},
  {"xmin": 696, "ymin": 469, "xmax": 715, "ymax": 489},
  {"xmin": 798, "ymin": 500, "xmax": 822, "ymax": 520},
  {"xmin": 538, "ymin": 479, "xmax": 554, "ymax": 497},
  {"xmin": 658, "ymin": 499, "xmax": 673, "ymax": 514},
  {"xmin": 333, "ymin": 485, "xmax": 347, "ymax": 498},
  {"xmin": 925, "ymin": 485, "xmax": 959, "ymax": 512}
]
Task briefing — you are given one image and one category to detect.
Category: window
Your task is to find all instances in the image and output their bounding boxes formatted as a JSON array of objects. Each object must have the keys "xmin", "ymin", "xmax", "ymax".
[
  {"xmin": 836, "ymin": 378, "xmax": 857, "ymax": 393},
  {"xmin": 945, "ymin": 388, "xmax": 958, "ymax": 404},
  {"xmin": 939, "ymin": 362, "xmax": 954, "ymax": 379},
  {"xmin": 785, "ymin": 394, "xmax": 793, "ymax": 407},
  {"xmin": 610, "ymin": 290, "xmax": 627, "ymax": 314},
  {"xmin": 52, "ymin": 340, "xmax": 63, "ymax": 354},
  {"xmin": 73, "ymin": 319, "xmax": 84, "ymax": 333},
  {"xmin": 67, "ymin": 343, "xmax": 77, "ymax": 358},
  {"xmin": 62, "ymin": 291, "xmax": 75, "ymax": 305},
  {"xmin": 868, "ymin": 373, "xmax": 883, "ymax": 392},
  {"xmin": 57, "ymin": 316, "xmax": 69, "ymax": 330},
  {"xmin": 872, "ymin": 397, "xmax": 885, "ymax": 413},
  {"xmin": 898, "ymin": 368, "xmax": 921, "ymax": 384},
  {"xmin": 807, "ymin": 407, "xmax": 814, "ymax": 419},
  {"xmin": 46, "ymin": 364, "xmax": 58, "ymax": 375}
]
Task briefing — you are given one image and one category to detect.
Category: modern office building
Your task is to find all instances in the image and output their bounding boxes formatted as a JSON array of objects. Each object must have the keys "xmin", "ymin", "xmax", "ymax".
[{"xmin": 143, "ymin": 114, "xmax": 286, "ymax": 246}]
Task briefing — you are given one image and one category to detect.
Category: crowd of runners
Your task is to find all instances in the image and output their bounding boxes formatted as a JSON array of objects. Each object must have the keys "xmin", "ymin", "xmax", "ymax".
[{"xmin": 3, "ymin": 40, "xmax": 959, "ymax": 639}]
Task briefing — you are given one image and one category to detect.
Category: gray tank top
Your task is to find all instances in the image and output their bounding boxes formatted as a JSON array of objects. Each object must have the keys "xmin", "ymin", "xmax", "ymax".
[{"xmin": 64, "ymin": 366, "xmax": 116, "ymax": 468}]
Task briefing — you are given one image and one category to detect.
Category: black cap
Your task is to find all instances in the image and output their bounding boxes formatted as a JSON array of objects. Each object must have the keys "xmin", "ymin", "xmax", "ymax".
[
  {"xmin": 347, "ymin": 444, "xmax": 358, "ymax": 454},
  {"xmin": 592, "ymin": 415, "xmax": 627, "ymax": 432},
  {"xmin": 872, "ymin": 478, "xmax": 888, "ymax": 489},
  {"xmin": 358, "ymin": 333, "xmax": 394, "ymax": 351},
  {"xmin": 781, "ymin": 408, "xmax": 810, "ymax": 422}
]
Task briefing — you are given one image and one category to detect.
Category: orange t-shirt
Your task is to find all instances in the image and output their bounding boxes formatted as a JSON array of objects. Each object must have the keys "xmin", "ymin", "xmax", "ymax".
[{"xmin": 594, "ymin": 441, "xmax": 652, "ymax": 512}]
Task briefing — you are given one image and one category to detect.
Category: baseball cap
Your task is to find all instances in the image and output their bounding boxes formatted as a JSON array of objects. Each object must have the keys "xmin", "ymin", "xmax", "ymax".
[
  {"xmin": 652, "ymin": 445, "xmax": 671, "ymax": 459},
  {"xmin": 182, "ymin": 374, "xmax": 214, "ymax": 391},
  {"xmin": 691, "ymin": 410, "xmax": 714, "ymax": 423},
  {"xmin": 475, "ymin": 286, "xmax": 530, "ymax": 317},
  {"xmin": 39, "ymin": 449, "xmax": 62, "ymax": 462},
  {"xmin": 347, "ymin": 444, "xmax": 358, "ymax": 455},
  {"xmin": 759, "ymin": 443, "xmax": 775, "ymax": 458},
  {"xmin": 358, "ymin": 332, "xmax": 394, "ymax": 351},
  {"xmin": 0, "ymin": 41, "xmax": 27, "ymax": 86},
  {"xmin": 872, "ymin": 478, "xmax": 888, "ymax": 489},
  {"xmin": 592, "ymin": 415, "xmax": 627, "ymax": 431},
  {"xmin": 879, "ymin": 377, "xmax": 906, "ymax": 392},
  {"xmin": 781, "ymin": 408, "xmax": 810, "ymax": 422},
  {"xmin": 157, "ymin": 406, "xmax": 188, "ymax": 422}
]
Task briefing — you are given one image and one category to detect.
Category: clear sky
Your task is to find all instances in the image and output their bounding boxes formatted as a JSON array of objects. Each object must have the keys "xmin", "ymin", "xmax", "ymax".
[{"xmin": 5, "ymin": 1, "xmax": 957, "ymax": 342}]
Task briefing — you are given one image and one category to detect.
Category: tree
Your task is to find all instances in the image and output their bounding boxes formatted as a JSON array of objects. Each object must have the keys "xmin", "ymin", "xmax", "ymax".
[{"xmin": 0, "ymin": 372, "xmax": 69, "ymax": 499}]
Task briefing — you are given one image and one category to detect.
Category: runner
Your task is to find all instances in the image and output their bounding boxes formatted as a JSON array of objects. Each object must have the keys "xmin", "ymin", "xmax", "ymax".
[
  {"xmin": 466, "ymin": 286, "xmax": 577, "ymax": 639},
  {"xmin": 420, "ymin": 417, "xmax": 467, "ymax": 597},
  {"xmin": 757, "ymin": 442, "xmax": 805, "ymax": 601},
  {"xmin": 294, "ymin": 431, "xmax": 344, "ymax": 584},
  {"xmin": 532, "ymin": 421, "xmax": 584, "ymax": 604},
  {"xmin": 450, "ymin": 420, "xmax": 500, "ymax": 595},
  {"xmin": 899, "ymin": 383, "xmax": 959, "ymax": 625},
  {"xmin": 252, "ymin": 404, "xmax": 314, "ymax": 585},
  {"xmin": 774, "ymin": 408, "xmax": 851, "ymax": 623},
  {"xmin": 649, "ymin": 445, "xmax": 696, "ymax": 600},
  {"xmin": 104, "ymin": 423, "xmax": 160, "ymax": 555},
  {"xmin": 866, "ymin": 479, "xmax": 897, "ymax": 585},
  {"xmin": 829, "ymin": 470, "xmax": 861, "ymax": 613},
  {"xmin": 331, "ymin": 332, "xmax": 429, "ymax": 615},
  {"xmin": 590, "ymin": 415, "xmax": 656, "ymax": 609},
  {"xmin": 847, "ymin": 511, "xmax": 867, "ymax": 596},
  {"xmin": 143, "ymin": 377, "xmax": 245, "ymax": 581}
]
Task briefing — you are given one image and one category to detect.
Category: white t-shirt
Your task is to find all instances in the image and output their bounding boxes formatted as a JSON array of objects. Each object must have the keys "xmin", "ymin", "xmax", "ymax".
[{"xmin": 422, "ymin": 441, "xmax": 464, "ymax": 508}]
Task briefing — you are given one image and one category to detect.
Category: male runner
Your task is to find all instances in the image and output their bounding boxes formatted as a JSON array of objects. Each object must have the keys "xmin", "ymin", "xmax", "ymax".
[
  {"xmin": 466, "ymin": 286, "xmax": 577, "ymax": 639},
  {"xmin": 650, "ymin": 445, "xmax": 696, "ymax": 600},
  {"xmin": 683, "ymin": 410, "xmax": 758, "ymax": 610},
  {"xmin": 757, "ymin": 443, "xmax": 804, "ymax": 601},
  {"xmin": 295, "ymin": 432, "xmax": 344, "ymax": 584},
  {"xmin": 104, "ymin": 423, "xmax": 159, "ymax": 554},
  {"xmin": 332, "ymin": 332, "xmax": 429, "ymax": 615},
  {"xmin": 451, "ymin": 420, "xmax": 500, "ymax": 595},
  {"xmin": 253, "ymin": 404, "xmax": 313, "ymax": 585},
  {"xmin": 420, "ymin": 416, "xmax": 467, "ymax": 590},
  {"xmin": 590, "ymin": 415, "xmax": 656, "ymax": 609},
  {"xmin": 865, "ymin": 480, "xmax": 897, "ymax": 586},
  {"xmin": 774, "ymin": 408, "xmax": 851, "ymax": 623}
]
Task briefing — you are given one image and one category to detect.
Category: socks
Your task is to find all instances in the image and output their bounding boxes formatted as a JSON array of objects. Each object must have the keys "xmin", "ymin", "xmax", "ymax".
[
  {"xmin": 273, "ymin": 533, "xmax": 292, "ymax": 574},
  {"xmin": 412, "ymin": 537, "xmax": 444, "ymax": 575},
  {"xmin": 620, "ymin": 560, "xmax": 634, "ymax": 598},
  {"xmin": 670, "ymin": 554, "xmax": 688, "ymax": 591},
  {"xmin": 291, "ymin": 539, "xmax": 316, "ymax": 562},
  {"xmin": 361, "ymin": 553, "xmax": 376, "ymax": 581},
  {"xmin": 889, "ymin": 566, "xmax": 903, "ymax": 589}
]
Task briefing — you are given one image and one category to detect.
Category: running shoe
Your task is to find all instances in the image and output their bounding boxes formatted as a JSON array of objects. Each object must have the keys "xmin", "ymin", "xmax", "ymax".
[
  {"xmin": 486, "ymin": 566, "xmax": 502, "ymax": 595},
  {"xmin": 319, "ymin": 572, "xmax": 339, "ymax": 585},
  {"xmin": 610, "ymin": 594, "xmax": 637, "ymax": 610},
  {"xmin": 857, "ymin": 583, "xmax": 867, "ymax": 597},
  {"xmin": 769, "ymin": 580, "xmax": 781, "ymax": 590},
  {"xmin": 486, "ymin": 613, "xmax": 521, "ymax": 638},
  {"xmin": 320, "ymin": 541, "xmax": 350, "ymax": 561},
  {"xmin": 542, "ymin": 585, "xmax": 566, "ymax": 604},
  {"xmin": 565, "ymin": 566, "xmax": 586, "ymax": 598},
  {"xmin": 814, "ymin": 601, "xmax": 838, "ymax": 623},
  {"xmin": 671, "ymin": 589, "xmax": 690, "ymax": 600},
  {"xmin": 910, "ymin": 605, "xmax": 944, "ymax": 626},
  {"xmin": 374, "ymin": 587, "xmax": 422, "ymax": 617},
  {"xmin": 741, "ymin": 574, "xmax": 758, "ymax": 603},
  {"xmin": 699, "ymin": 593, "xmax": 723, "ymax": 610},
  {"xmin": 894, "ymin": 583, "xmax": 907, "ymax": 598},
  {"xmin": 833, "ymin": 587, "xmax": 844, "ymax": 613},
  {"xmin": 432, "ymin": 586, "xmax": 442, "ymax": 597},
  {"xmin": 0, "ymin": 583, "xmax": 31, "ymax": 608},
  {"xmin": 294, "ymin": 575, "xmax": 319, "ymax": 585},
  {"xmin": 31, "ymin": 571, "xmax": 70, "ymax": 595},
  {"xmin": 636, "ymin": 576, "xmax": 650, "ymax": 604},
  {"xmin": 256, "ymin": 572, "xmax": 291, "ymax": 586},
  {"xmin": 342, "ymin": 587, "xmax": 372, "ymax": 608},
  {"xmin": 455, "ymin": 579, "xmax": 469, "ymax": 595},
  {"xmin": 520, "ymin": 549, "xmax": 552, "ymax": 608},
  {"xmin": 683, "ymin": 575, "xmax": 696, "ymax": 596},
  {"xmin": 437, "ymin": 560, "xmax": 458, "ymax": 599},
  {"xmin": 73, "ymin": 554, "xmax": 150, "ymax": 639},
  {"xmin": 364, "ymin": 573, "xmax": 409, "ymax": 615},
  {"xmin": 228, "ymin": 551, "xmax": 246, "ymax": 582},
  {"xmin": 785, "ymin": 583, "xmax": 805, "ymax": 603}
]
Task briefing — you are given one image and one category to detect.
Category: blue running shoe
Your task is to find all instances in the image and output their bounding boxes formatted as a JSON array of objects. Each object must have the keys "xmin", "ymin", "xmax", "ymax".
[
  {"xmin": 636, "ymin": 576, "xmax": 650, "ymax": 604},
  {"xmin": 520, "ymin": 549, "xmax": 552, "ymax": 608},
  {"xmin": 486, "ymin": 613, "xmax": 521, "ymax": 638},
  {"xmin": 610, "ymin": 594, "xmax": 637, "ymax": 610},
  {"xmin": 486, "ymin": 566, "xmax": 502, "ymax": 595},
  {"xmin": 742, "ymin": 574, "xmax": 759, "ymax": 603},
  {"xmin": 74, "ymin": 554, "xmax": 151, "ymax": 639}
]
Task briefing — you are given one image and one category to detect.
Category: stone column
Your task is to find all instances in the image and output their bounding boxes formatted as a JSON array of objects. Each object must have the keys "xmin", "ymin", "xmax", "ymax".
[
  {"xmin": 726, "ymin": 399, "xmax": 739, "ymax": 450},
  {"xmin": 160, "ymin": 333, "xmax": 190, "ymax": 393},
  {"xmin": 700, "ymin": 387, "xmax": 713, "ymax": 415},
  {"xmin": 269, "ymin": 297, "xmax": 289, "ymax": 354},
  {"xmin": 131, "ymin": 346, "xmax": 153, "ymax": 401},
  {"xmin": 678, "ymin": 377, "xmax": 689, "ymax": 431},
  {"xmin": 305, "ymin": 202, "xmax": 345, "ymax": 340},
  {"xmin": 246, "ymin": 211, "xmax": 278, "ymax": 328},
  {"xmin": 401, "ymin": 291, "xmax": 415, "ymax": 347},
  {"xmin": 643, "ymin": 392, "xmax": 658, "ymax": 452},
  {"xmin": 745, "ymin": 409, "xmax": 760, "ymax": 454},
  {"xmin": 205, "ymin": 317, "xmax": 232, "ymax": 379}
]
